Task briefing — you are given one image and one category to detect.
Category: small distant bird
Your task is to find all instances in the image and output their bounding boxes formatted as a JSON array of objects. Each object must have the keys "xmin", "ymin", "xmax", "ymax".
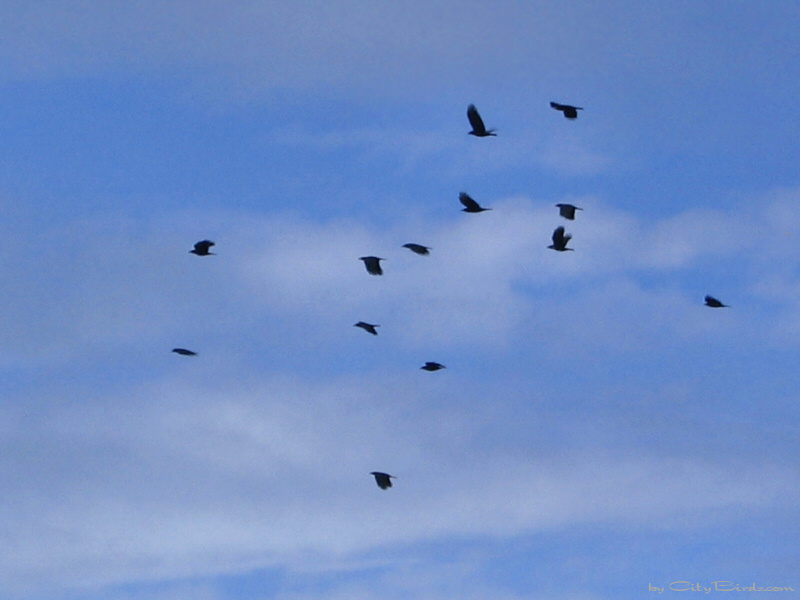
[
  {"xmin": 370, "ymin": 471, "xmax": 395, "ymax": 490},
  {"xmin": 704, "ymin": 295, "xmax": 729, "ymax": 308},
  {"xmin": 467, "ymin": 104, "xmax": 496, "ymax": 137},
  {"xmin": 355, "ymin": 321, "xmax": 379, "ymax": 335},
  {"xmin": 359, "ymin": 256, "xmax": 385, "ymax": 275},
  {"xmin": 550, "ymin": 102, "xmax": 583, "ymax": 119},
  {"xmin": 402, "ymin": 243, "xmax": 431, "ymax": 256},
  {"xmin": 459, "ymin": 192, "xmax": 491, "ymax": 213},
  {"xmin": 556, "ymin": 203, "xmax": 583, "ymax": 220},
  {"xmin": 172, "ymin": 348, "xmax": 197, "ymax": 356},
  {"xmin": 190, "ymin": 240, "xmax": 215, "ymax": 256},
  {"xmin": 421, "ymin": 361, "xmax": 445, "ymax": 371},
  {"xmin": 548, "ymin": 226, "xmax": 573, "ymax": 252}
]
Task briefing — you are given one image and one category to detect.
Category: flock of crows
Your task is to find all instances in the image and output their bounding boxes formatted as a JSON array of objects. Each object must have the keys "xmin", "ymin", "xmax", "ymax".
[{"xmin": 173, "ymin": 101, "xmax": 729, "ymax": 491}]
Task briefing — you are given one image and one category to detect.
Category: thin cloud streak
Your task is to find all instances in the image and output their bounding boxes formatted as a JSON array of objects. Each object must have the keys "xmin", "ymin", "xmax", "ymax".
[
  {"xmin": 2, "ymin": 191, "xmax": 800, "ymax": 370},
  {"xmin": 0, "ymin": 372, "xmax": 795, "ymax": 595}
]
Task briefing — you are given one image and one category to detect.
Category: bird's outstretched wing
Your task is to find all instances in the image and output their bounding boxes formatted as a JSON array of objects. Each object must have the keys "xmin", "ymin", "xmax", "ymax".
[
  {"xmin": 704, "ymin": 295, "xmax": 728, "ymax": 308},
  {"xmin": 421, "ymin": 361, "xmax": 445, "ymax": 371},
  {"xmin": 172, "ymin": 348, "xmax": 197, "ymax": 356},
  {"xmin": 403, "ymin": 243, "xmax": 430, "ymax": 255},
  {"xmin": 550, "ymin": 102, "xmax": 583, "ymax": 119},
  {"xmin": 549, "ymin": 226, "xmax": 573, "ymax": 251},
  {"xmin": 370, "ymin": 471, "xmax": 394, "ymax": 489},
  {"xmin": 459, "ymin": 192, "xmax": 482, "ymax": 211},
  {"xmin": 556, "ymin": 203, "xmax": 582, "ymax": 220},
  {"xmin": 359, "ymin": 256, "xmax": 384, "ymax": 275},
  {"xmin": 355, "ymin": 322, "xmax": 379, "ymax": 335},
  {"xmin": 191, "ymin": 240, "xmax": 216, "ymax": 255},
  {"xmin": 467, "ymin": 104, "xmax": 495, "ymax": 136},
  {"xmin": 467, "ymin": 104, "xmax": 486, "ymax": 133}
]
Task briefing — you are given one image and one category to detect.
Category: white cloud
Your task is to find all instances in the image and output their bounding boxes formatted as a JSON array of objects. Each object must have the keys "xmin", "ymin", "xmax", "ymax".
[
  {"xmin": 0, "ymin": 370, "xmax": 795, "ymax": 596},
  {"xmin": 3, "ymin": 191, "xmax": 800, "ymax": 596},
  {"xmin": 3, "ymin": 189, "xmax": 800, "ymax": 370}
]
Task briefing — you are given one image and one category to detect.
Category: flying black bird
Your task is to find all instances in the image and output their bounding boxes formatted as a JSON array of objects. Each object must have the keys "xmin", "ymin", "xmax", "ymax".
[
  {"xmin": 467, "ymin": 104, "xmax": 496, "ymax": 137},
  {"xmin": 556, "ymin": 203, "xmax": 583, "ymax": 220},
  {"xmin": 421, "ymin": 361, "xmax": 445, "ymax": 371},
  {"xmin": 459, "ymin": 192, "xmax": 491, "ymax": 213},
  {"xmin": 190, "ymin": 240, "xmax": 215, "ymax": 256},
  {"xmin": 370, "ymin": 471, "xmax": 395, "ymax": 490},
  {"xmin": 402, "ymin": 243, "xmax": 431, "ymax": 256},
  {"xmin": 172, "ymin": 348, "xmax": 197, "ymax": 356},
  {"xmin": 704, "ymin": 295, "xmax": 729, "ymax": 308},
  {"xmin": 359, "ymin": 256, "xmax": 385, "ymax": 275},
  {"xmin": 355, "ymin": 321, "xmax": 379, "ymax": 335},
  {"xmin": 548, "ymin": 226, "xmax": 573, "ymax": 252},
  {"xmin": 550, "ymin": 102, "xmax": 583, "ymax": 119}
]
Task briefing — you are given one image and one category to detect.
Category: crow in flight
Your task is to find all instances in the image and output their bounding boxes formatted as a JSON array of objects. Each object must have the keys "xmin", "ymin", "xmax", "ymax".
[
  {"xmin": 355, "ymin": 322, "xmax": 379, "ymax": 335},
  {"xmin": 172, "ymin": 348, "xmax": 197, "ymax": 356},
  {"xmin": 190, "ymin": 240, "xmax": 216, "ymax": 256},
  {"xmin": 459, "ymin": 192, "xmax": 491, "ymax": 213},
  {"xmin": 467, "ymin": 104, "xmax": 496, "ymax": 137},
  {"xmin": 550, "ymin": 102, "xmax": 583, "ymax": 119},
  {"xmin": 371, "ymin": 472, "xmax": 395, "ymax": 489},
  {"xmin": 421, "ymin": 361, "xmax": 446, "ymax": 371},
  {"xmin": 359, "ymin": 256, "xmax": 385, "ymax": 275},
  {"xmin": 556, "ymin": 203, "xmax": 583, "ymax": 220},
  {"xmin": 548, "ymin": 226, "xmax": 573, "ymax": 252},
  {"xmin": 402, "ymin": 243, "xmax": 431, "ymax": 256},
  {"xmin": 704, "ymin": 295, "xmax": 729, "ymax": 308}
]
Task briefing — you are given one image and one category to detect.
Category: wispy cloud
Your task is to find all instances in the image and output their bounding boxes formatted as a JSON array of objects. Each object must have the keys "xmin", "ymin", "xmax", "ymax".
[
  {"xmin": 1, "ymin": 369, "xmax": 796, "ymax": 596},
  {"xmin": 2, "ymin": 191, "xmax": 800, "ymax": 597},
  {"xmin": 3, "ymin": 189, "xmax": 800, "ymax": 370}
]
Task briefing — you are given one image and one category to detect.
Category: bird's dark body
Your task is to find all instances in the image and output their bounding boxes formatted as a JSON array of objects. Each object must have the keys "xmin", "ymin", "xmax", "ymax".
[
  {"xmin": 556, "ymin": 203, "xmax": 582, "ymax": 220},
  {"xmin": 359, "ymin": 256, "xmax": 385, "ymax": 275},
  {"xmin": 355, "ymin": 322, "xmax": 379, "ymax": 335},
  {"xmin": 467, "ymin": 104, "xmax": 496, "ymax": 137},
  {"xmin": 550, "ymin": 102, "xmax": 583, "ymax": 119},
  {"xmin": 190, "ymin": 240, "xmax": 216, "ymax": 256},
  {"xmin": 421, "ymin": 362, "xmax": 445, "ymax": 371},
  {"xmin": 704, "ymin": 295, "xmax": 728, "ymax": 308},
  {"xmin": 172, "ymin": 348, "xmax": 197, "ymax": 356},
  {"xmin": 548, "ymin": 226, "xmax": 573, "ymax": 252},
  {"xmin": 459, "ymin": 192, "xmax": 491, "ymax": 213},
  {"xmin": 403, "ymin": 243, "xmax": 431, "ymax": 256},
  {"xmin": 370, "ymin": 471, "xmax": 395, "ymax": 489}
]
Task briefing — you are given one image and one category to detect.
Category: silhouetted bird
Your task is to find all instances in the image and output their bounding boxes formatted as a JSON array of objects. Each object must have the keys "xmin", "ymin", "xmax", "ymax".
[
  {"xmin": 556, "ymin": 203, "xmax": 583, "ymax": 220},
  {"xmin": 355, "ymin": 321, "xmax": 379, "ymax": 335},
  {"xmin": 421, "ymin": 361, "xmax": 445, "ymax": 371},
  {"xmin": 370, "ymin": 471, "xmax": 395, "ymax": 489},
  {"xmin": 460, "ymin": 192, "xmax": 491, "ymax": 213},
  {"xmin": 403, "ymin": 243, "xmax": 431, "ymax": 255},
  {"xmin": 467, "ymin": 104, "xmax": 496, "ymax": 137},
  {"xmin": 704, "ymin": 295, "xmax": 729, "ymax": 308},
  {"xmin": 359, "ymin": 256, "xmax": 385, "ymax": 275},
  {"xmin": 172, "ymin": 348, "xmax": 197, "ymax": 356},
  {"xmin": 190, "ymin": 240, "xmax": 215, "ymax": 256},
  {"xmin": 550, "ymin": 102, "xmax": 583, "ymax": 119},
  {"xmin": 548, "ymin": 226, "xmax": 573, "ymax": 251}
]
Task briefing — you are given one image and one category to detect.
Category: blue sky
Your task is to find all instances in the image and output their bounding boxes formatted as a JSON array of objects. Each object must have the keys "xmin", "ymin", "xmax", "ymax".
[{"xmin": 1, "ymin": 2, "xmax": 799, "ymax": 599}]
